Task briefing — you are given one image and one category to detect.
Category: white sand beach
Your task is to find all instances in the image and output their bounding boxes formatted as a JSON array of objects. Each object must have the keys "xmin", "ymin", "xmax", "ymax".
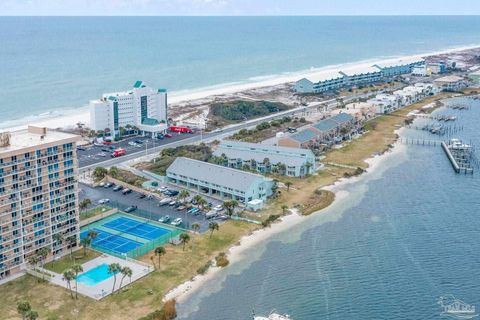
[{"xmin": 3, "ymin": 44, "xmax": 478, "ymax": 133}]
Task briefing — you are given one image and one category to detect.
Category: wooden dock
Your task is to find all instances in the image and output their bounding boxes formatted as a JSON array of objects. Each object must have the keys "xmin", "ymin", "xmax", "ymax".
[{"xmin": 441, "ymin": 141, "xmax": 474, "ymax": 174}]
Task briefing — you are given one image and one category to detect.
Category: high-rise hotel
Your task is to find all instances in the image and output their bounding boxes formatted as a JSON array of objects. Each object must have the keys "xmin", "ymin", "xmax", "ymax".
[
  {"xmin": 0, "ymin": 126, "xmax": 80, "ymax": 280},
  {"xmin": 89, "ymin": 81, "xmax": 168, "ymax": 139}
]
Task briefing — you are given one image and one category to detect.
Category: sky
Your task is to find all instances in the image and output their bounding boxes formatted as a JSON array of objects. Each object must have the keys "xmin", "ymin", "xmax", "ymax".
[{"xmin": 1, "ymin": 0, "xmax": 480, "ymax": 16}]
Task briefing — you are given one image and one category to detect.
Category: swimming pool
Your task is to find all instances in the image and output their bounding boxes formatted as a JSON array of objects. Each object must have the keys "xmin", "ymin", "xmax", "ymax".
[{"xmin": 76, "ymin": 263, "xmax": 116, "ymax": 286}]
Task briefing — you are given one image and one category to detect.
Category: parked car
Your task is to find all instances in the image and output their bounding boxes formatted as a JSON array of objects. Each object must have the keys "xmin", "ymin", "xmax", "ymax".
[
  {"xmin": 205, "ymin": 210, "xmax": 218, "ymax": 219},
  {"xmin": 134, "ymin": 140, "xmax": 144, "ymax": 144},
  {"xmin": 77, "ymin": 146, "xmax": 86, "ymax": 151},
  {"xmin": 164, "ymin": 133, "xmax": 173, "ymax": 138},
  {"xmin": 159, "ymin": 198, "xmax": 172, "ymax": 206},
  {"xmin": 158, "ymin": 215, "xmax": 170, "ymax": 223},
  {"xmin": 164, "ymin": 189, "xmax": 179, "ymax": 196},
  {"xmin": 104, "ymin": 182, "xmax": 113, "ymax": 188},
  {"xmin": 213, "ymin": 204, "xmax": 224, "ymax": 212},
  {"xmin": 157, "ymin": 186, "xmax": 168, "ymax": 192},
  {"xmin": 122, "ymin": 188, "xmax": 132, "ymax": 195},
  {"xmin": 98, "ymin": 182, "xmax": 105, "ymax": 187},
  {"xmin": 188, "ymin": 207, "xmax": 199, "ymax": 215},
  {"xmin": 98, "ymin": 198, "xmax": 110, "ymax": 204},
  {"xmin": 113, "ymin": 185, "xmax": 123, "ymax": 192},
  {"xmin": 101, "ymin": 148, "xmax": 110, "ymax": 153},
  {"xmin": 171, "ymin": 218, "xmax": 183, "ymax": 226},
  {"xmin": 168, "ymin": 200, "xmax": 177, "ymax": 206},
  {"xmin": 147, "ymin": 194, "xmax": 154, "ymax": 200},
  {"xmin": 177, "ymin": 205, "xmax": 186, "ymax": 211},
  {"xmin": 139, "ymin": 193, "xmax": 146, "ymax": 199},
  {"xmin": 124, "ymin": 205, "xmax": 137, "ymax": 213}
]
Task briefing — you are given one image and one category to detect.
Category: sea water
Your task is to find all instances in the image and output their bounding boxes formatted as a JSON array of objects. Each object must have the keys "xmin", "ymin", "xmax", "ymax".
[
  {"xmin": 178, "ymin": 98, "xmax": 480, "ymax": 319},
  {"xmin": 1, "ymin": 16, "xmax": 480, "ymax": 128}
]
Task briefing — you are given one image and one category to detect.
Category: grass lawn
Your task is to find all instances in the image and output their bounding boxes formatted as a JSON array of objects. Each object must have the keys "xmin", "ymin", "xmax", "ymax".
[
  {"xmin": 0, "ymin": 221, "xmax": 258, "ymax": 320},
  {"xmin": 80, "ymin": 205, "xmax": 112, "ymax": 221},
  {"xmin": 44, "ymin": 249, "xmax": 102, "ymax": 274}
]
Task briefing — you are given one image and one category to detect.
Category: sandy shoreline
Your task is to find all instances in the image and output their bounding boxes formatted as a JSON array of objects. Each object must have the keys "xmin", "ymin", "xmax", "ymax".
[
  {"xmin": 3, "ymin": 44, "xmax": 478, "ymax": 133},
  {"xmin": 163, "ymin": 134, "xmax": 407, "ymax": 305}
]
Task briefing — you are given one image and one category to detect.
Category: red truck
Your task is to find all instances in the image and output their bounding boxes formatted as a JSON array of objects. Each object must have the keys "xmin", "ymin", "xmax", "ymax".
[
  {"xmin": 169, "ymin": 126, "xmax": 193, "ymax": 134},
  {"xmin": 111, "ymin": 148, "xmax": 126, "ymax": 158}
]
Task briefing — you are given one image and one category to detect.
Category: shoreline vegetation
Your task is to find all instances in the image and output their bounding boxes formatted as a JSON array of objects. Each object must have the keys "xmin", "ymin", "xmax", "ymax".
[{"xmin": 1, "ymin": 87, "xmax": 469, "ymax": 319}]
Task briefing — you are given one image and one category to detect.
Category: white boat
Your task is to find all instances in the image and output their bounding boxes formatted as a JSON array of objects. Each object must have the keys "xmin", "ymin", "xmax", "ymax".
[
  {"xmin": 449, "ymin": 139, "xmax": 472, "ymax": 150},
  {"xmin": 253, "ymin": 310, "xmax": 292, "ymax": 320}
]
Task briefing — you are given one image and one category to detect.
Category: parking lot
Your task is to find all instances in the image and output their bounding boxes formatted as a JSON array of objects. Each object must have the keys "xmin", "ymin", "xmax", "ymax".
[
  {"xmin": 79, "ymin": 182, "xmax": 224, "ymax": 233},
  {"xmin": 77, "ymin": 133, "xmax": 198, "ymax": 168}
]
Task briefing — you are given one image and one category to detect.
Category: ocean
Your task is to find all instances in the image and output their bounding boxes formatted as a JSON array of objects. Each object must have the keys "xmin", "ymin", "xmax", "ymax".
[
  {"xmin": 178, "ymin": 98, "xmax": 480, "ymax": 319},
  {"xmin": 1, "ymin": 16, "xmax": 480, "ymax": 129}
]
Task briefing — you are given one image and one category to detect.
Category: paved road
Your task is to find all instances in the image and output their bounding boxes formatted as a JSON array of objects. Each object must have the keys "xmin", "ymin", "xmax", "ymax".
[
  {"xmin": 78, "ymin": 86, "xmax": 403, "ymax": 173},
  {"xmin": 79, "ymin": 183, "xmax": 222, "ymax": 232}
]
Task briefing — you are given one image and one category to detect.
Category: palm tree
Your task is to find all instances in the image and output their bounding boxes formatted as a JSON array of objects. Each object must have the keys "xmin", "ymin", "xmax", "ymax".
[
  {"xmin": 179, "ymin": 233, "xmax": 190, "ymax": 251},
  {"xmin": 28, "ymin": 256, "xmax": 39, "ymax": 269},
  {"xmin": 263, "ymin": 157, "xmax": 271, "ymax": 173},
  {"xmin": 154, "ymin": 246, "xmax": 166, "ymax": 270},
  {"xmin": 208, "ymin": 222, "xmax": 219, "ymax": 238},
  {"xmin": 17, "ymin": 301, "xmax": 31, "ymax": 320},
  {"xmin": 192, "ymin": 194, "xmax": 203, "ymax": 205},
  {"xmin": 71, "ymin": 264, "xmax": 83, "ymax": 299},
  {"xmin": 66, "ymin": 236, "xmax": 77, "ymax": 258},
  {"xmin": 285, "ymin": 181, "xmax": 292, "ymax": 192},
  {"xmin": 222, "ymin": 200, "xmax": 238, "ymax": 217},
  {"xmin": 38, "ymin": 247, "xmax": 50, "ymax": 271},
  {"xmin": 178, "ymin": 190, "xmax": 190, "ymax": 204},
  {"xmin": 281, "ymin": 204, "xmax": 289, "ymax": 214},
  {"xmin": 197, "ymin": 198, "xmax": 208, "ymax": 210},
  {"xmin": 63, "ymin": 269, "xmax": 75, "ymax": 299},
  {"xmin": 108, "ymin": 263, "xmax": 121, "ymax": 293},
  {"xmin": 118, "ymin": 266, "xmax": 133, "ymax": 292},
  {"xmin": 191, "ymin": 223, "xmax": 200, "ymax": 234},
  {"xmin": 87, "ymin": 230, "xmax": 98, "ymax": 241},
  {"xmin": 52, "ymin": 233, "xmax": 64, "ymax": 247},
  {"xmin": 80, "ymin": 237, "xmax": 91, "ymax": 257}
]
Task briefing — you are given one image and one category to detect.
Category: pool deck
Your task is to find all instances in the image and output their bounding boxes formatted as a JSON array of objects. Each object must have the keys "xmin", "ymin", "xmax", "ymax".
[{"xmin": 46, "ymin": 254, "xmax": 153, "ymax": 300}]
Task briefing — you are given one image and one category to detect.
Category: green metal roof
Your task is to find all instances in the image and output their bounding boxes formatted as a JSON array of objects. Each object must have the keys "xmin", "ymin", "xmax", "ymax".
[
  {"xmin": 312, "ymin": 119, "xmax": 338, "ymax": 132},
  {"xmin": 141, "ymin": 117, "xmax": 160, "ymax": 126},
  {"xmin": 107, "ymin": 96, "xmax": 117, "ymax": 101},
  {"xmin": 331, "ymin": 113, "xmax": 354, "ymax": 124},
  {"xmin": 290, "ymin": 130, "xmax": 317, "ymax": 143},
  {"xmin": 158, "ymin": 88, "xmax": 167, "ymax": 93},
  {"xmin": 133, "ymin": 80, "xmax": 143, "ymax": 88}
]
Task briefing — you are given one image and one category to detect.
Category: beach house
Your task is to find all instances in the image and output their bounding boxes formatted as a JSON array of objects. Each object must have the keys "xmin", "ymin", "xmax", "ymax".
[
  {"xmin": 166, "ymin": 157, "xmax": 274, "ymax": 209},
  {"xmin": 373, "ymin": 57, "xmax": 425, "ymax": 77},
  {"xmin": 213, "ymin": 140, "xmax": 316, "ymax": 177},
  {"xmin": 294, "ymin": 72, "xmax": 345, "ymax": 93},
  {"xmin": 340, "ymin": 66, "xmax": 383, "ymax": 87},
  {"xmin": 433, "ymin": 76, "xmax": 467, "ymax": 91},
  {"xmin": 89, "ymin": 81, "xmax": 168, "ymax": 139}
]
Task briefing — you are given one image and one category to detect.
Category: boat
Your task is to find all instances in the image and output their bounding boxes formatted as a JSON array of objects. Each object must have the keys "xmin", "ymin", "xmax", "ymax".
[
  {"xmin": 449, "ymin": 139, "xmax": 472, "ymax": 151},
  {"xmin": 253, "ymin": 310, "xmax": 292, "ymax": 320}
]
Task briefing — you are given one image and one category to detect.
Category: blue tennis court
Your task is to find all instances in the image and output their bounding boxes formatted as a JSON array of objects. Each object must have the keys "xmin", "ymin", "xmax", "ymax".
[
  {"xmin": 80, "ymin": 228, "xmax": 142, "ymax": 255},
  {"xmin": 102, "ymin": 216, "xmax": 171, "ymax": 240}
]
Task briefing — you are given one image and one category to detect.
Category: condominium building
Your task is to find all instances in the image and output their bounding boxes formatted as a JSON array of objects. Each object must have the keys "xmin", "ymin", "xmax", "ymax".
[
  {"xmin": 373, "ymin": 57, "xmax": 425, "ymax": 77},
  {"xmin": 213, "ymin": 140, "xmax": 316, "ymax": 177},
  {"xmin": 0, "ymin": 126, "xmax": 81, "ymax": 281},
  {"xmin": 278, "ymin": 113, "xmax": 355, "ymax": 149},
  {"xmin": 294, "ymin": 58, "xmax": 424, "ymax": 94},
  {"xmin": 433, "ymin": 76, "xmax": 467, "ymax": 92},
  {"xmin": 166, "ymin": 157, "xmax": 274, "ymax": 209},
  {"xmin": 89, "ymin": 81, "xmax": 168, "ymax": 139}
]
